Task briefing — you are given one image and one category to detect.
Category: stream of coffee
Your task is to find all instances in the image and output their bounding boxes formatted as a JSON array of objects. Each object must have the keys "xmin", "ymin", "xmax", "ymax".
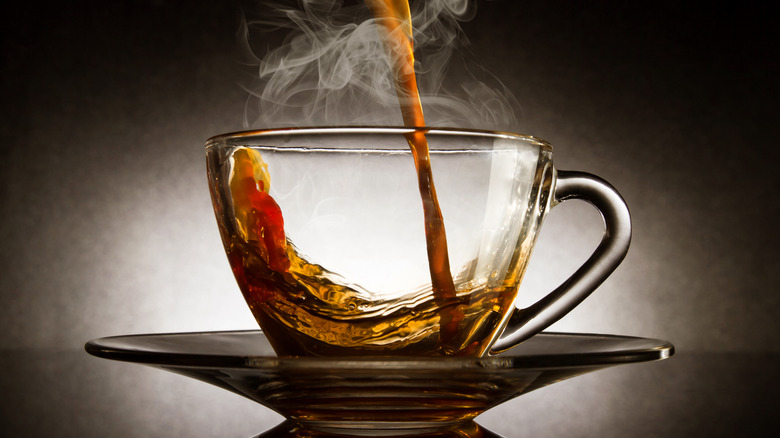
[{"xmin": 364, "ymin": 0, "xmax": 459, "ymax": 343}]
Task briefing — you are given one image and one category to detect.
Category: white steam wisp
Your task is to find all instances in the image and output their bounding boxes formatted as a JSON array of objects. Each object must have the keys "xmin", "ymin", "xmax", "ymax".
[{"xmin": 238, "ymin": 0, "xmax": 519, "ymax": 130}]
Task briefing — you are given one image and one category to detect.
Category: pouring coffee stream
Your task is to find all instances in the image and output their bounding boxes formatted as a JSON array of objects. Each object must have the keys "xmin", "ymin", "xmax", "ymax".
[{"xmin": 364, "ymin": 0, "xmax": 461, "ymax": 345}]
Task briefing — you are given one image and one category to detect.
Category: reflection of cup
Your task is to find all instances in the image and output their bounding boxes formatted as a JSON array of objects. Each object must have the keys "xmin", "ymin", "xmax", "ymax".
[{"xmin": 206, "ymin": 128, "xmax": 631, "ymax": 357}]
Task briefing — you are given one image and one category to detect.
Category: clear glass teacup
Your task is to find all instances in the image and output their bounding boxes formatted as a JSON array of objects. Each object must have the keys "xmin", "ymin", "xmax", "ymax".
[{"xmin": 206, "ymin": 127, "xmax": 631, "ymax": 357}]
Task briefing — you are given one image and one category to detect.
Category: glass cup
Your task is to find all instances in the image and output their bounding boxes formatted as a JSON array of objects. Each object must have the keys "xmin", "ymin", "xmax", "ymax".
[{"xmin": 206, "ymin": 127, "xmax": 631, "ymax": 357}]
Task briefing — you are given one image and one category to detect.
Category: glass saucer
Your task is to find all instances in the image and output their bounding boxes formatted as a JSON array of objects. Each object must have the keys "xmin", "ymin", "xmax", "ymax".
[{"xmin": 85, "ymin": 331, "xmax": 673, "ymax": 436}]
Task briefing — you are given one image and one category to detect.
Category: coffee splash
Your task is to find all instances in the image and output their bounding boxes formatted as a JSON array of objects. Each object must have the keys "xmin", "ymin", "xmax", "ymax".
[{"xmin": 222, "ymin": 144, "xmax": 515, "ymax": 356}]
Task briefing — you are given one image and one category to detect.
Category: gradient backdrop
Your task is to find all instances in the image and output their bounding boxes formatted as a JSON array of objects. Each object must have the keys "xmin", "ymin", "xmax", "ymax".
[{"xmin": 1, "ymin": 1, "xmax": 777, "ymax": 437}]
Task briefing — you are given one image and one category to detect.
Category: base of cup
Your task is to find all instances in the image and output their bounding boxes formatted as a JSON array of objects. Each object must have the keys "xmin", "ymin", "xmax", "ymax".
[{"xmin": 276, "ymin": 390, "xmax": 485, "ymax": 436}]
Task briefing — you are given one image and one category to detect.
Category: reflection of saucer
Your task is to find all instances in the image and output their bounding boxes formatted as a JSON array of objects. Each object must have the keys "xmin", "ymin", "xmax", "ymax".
[
  {"xmin": 253, "ymin": 419, "xmax": 507, "ymax": 437},
  {"xmin": 86, "ymin": 331, "xmax": 673, "ymax": 436}
]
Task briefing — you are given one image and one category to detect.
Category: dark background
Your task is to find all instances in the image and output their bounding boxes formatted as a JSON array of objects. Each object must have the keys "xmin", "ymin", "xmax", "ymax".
[{"xmin": 1, "ymin": 1, "xmax": 778, "ymax": 436}]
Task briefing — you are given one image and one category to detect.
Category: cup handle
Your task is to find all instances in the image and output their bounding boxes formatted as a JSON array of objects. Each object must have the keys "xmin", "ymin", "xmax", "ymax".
[{"xmin": 490, "ymin": 170, "xmax": 632, "ymax": 353}]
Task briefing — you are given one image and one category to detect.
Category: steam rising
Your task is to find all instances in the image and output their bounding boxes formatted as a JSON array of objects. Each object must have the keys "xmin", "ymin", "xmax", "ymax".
[{"xmin": 239, "ymin": 0, "xmax": 519, "ymax": 130}]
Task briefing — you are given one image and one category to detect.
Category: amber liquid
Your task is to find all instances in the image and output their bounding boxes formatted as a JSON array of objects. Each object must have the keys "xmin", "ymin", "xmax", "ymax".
[{"xmin": 219, "ymin": 1, "xmax": 512, "ymax": 356}]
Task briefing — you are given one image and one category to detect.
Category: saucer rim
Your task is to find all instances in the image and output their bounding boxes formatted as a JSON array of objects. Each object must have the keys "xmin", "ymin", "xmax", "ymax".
[{"xmin": 85, "ymin": 330, "xmax": 674, "ymax": 370}]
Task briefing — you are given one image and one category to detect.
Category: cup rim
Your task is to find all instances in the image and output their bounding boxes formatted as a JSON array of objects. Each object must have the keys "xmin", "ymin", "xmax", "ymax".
[{"xmin": 205, "ymin": 126, "xmax": 552, "ymax": 151}]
